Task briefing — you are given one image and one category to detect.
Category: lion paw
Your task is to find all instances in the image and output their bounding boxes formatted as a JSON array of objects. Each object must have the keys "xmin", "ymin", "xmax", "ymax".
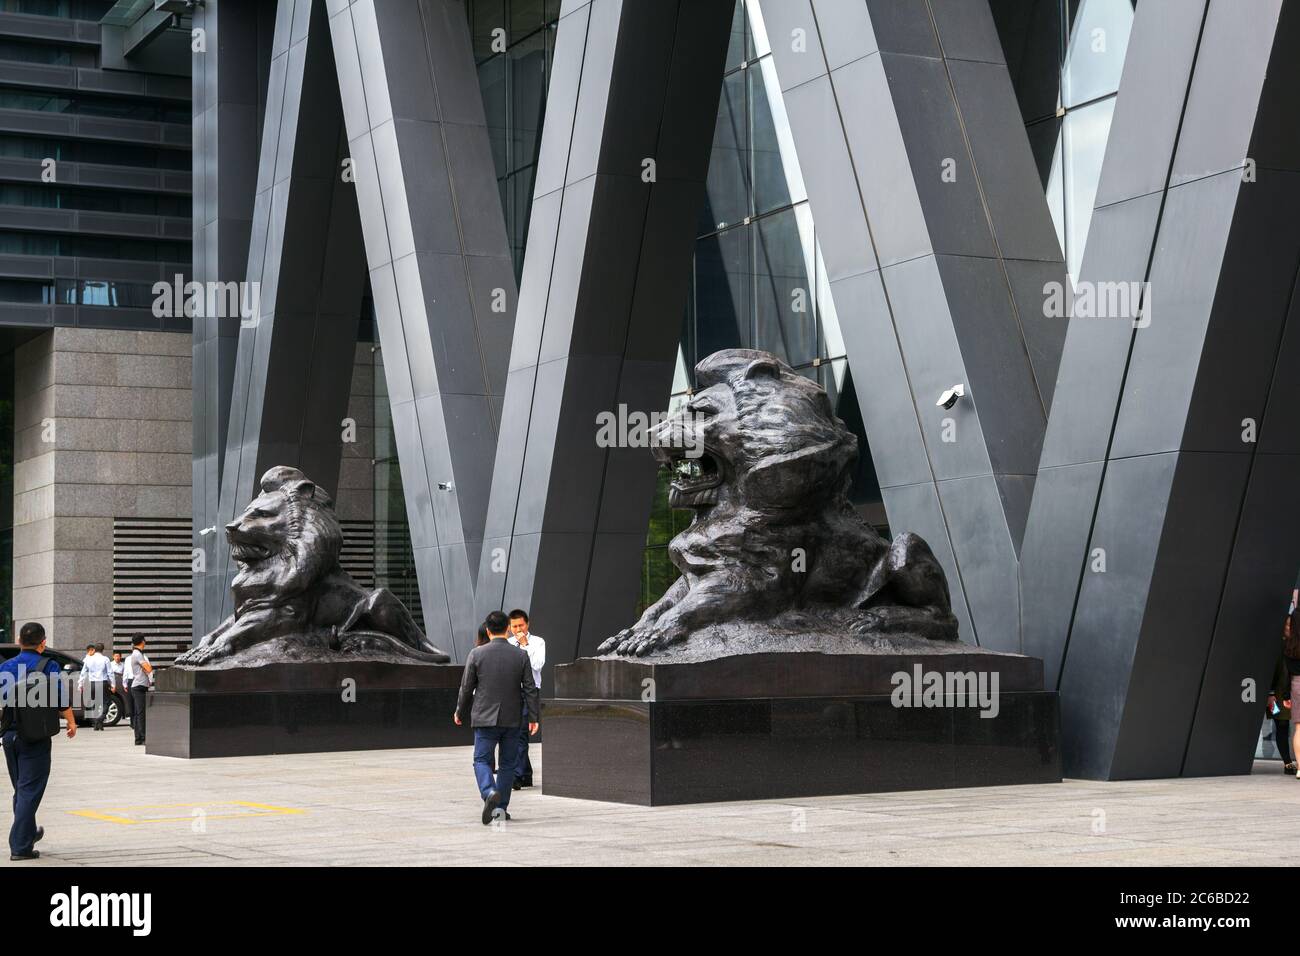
[
  {"xmin": 598, "ymin": 624, "xmax": 685, "ymax": 657},
  {"xmin": 175, "ymin": 638, "xmax": 229, "ymax": 666},
  {"xmin": 597, "ymin": 628, "xmax": 639, "ymax": 657}
]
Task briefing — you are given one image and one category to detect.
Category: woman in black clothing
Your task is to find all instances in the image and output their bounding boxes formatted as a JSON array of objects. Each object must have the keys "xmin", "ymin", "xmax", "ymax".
[
  {"xmin": 1284, "ymin": 610, "xmax": 1300, "ymax": 779},
  {"xmin": 1268, "ymin": 651, "xmax": 1294, "ymax": 773}
]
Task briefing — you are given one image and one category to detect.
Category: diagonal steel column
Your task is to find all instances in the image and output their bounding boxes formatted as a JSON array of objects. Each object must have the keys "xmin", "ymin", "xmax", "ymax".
[
  {"xmin": 327, "ymin": 0, "xmax": 518, "ymax": 659},
  {"xmin": 212, "ymin": 0, "xmax": 367, "ymax": 622},
  {"xmin": 1024, "ymin": 0, "xmax": 1300, "ymax": 778},
  {"xmin": 754, "ymin": 0, "xmax": 1067, "ymax": 649},
  {"xmin": 473, "ymin": 0, "xmax": 735, "ymax": 676},
  {"xmin": 758, "ymin": 0, "xmax": 1300, "ymax": 778},
  {"xmin": 191, "ymin": 0, "xmax": 276, "ymax": 636}
]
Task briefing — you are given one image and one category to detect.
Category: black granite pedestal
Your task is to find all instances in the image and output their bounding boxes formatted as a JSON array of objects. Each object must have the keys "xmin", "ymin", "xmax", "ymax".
[
  {"xmin": 543, "ymin": 651, "xmax": 1061, "ymax": 805},
  {"xmin": 147, "ymin": 662, "xmax": 472, "ymax": 758}
]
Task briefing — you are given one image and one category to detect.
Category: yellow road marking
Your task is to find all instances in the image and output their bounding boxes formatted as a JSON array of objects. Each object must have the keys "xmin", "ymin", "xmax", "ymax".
[{"xmin": 68, "ymin": 801, "xmax": 306, "ymax": 825}]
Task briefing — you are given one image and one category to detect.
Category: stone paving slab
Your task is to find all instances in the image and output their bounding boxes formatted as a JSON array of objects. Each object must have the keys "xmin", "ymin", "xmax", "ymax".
[{"xmin": 1, "ymin": 726, "xmax": 1294, "ymax": 866}]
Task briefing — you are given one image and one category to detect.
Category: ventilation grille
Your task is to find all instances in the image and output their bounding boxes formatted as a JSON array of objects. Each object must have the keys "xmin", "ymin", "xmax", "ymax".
[
  {"xmin": 111, "ymin": 517, "xmax": 193, "ymax": 666},
  {"xmin": 340, "ymin": 519, "xmax": 423, "ymax": 623}
]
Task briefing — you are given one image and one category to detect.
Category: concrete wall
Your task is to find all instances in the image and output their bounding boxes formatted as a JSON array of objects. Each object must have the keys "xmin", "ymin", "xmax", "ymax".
[{"xmin": 11, "ymin": 328, "xmax": 191, "ymax": 652}]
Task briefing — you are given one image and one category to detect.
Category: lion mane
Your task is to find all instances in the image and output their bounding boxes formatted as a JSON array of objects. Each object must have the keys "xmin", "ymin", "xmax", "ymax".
[
  {"xmin": 226, "ymin": 467, "xmax": 343, "ymax": 615},
  {"xmin": 598, "ymin": 348, "xmax": 959, "ymax": 658}
]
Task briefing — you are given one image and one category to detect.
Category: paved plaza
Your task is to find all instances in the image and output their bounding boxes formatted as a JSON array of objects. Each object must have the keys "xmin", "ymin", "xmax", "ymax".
[{"xmin": 4, "ymin": 727, "xmax": 1295, "ymax": 867}]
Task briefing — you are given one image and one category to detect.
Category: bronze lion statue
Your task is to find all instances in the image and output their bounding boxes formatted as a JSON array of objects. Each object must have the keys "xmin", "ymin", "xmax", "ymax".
[
  {"xmin": 176, "ymin": 466, "xmax": 449, "ymax": 667},
  {"xmin": 598, "ymin": 349, "xmax": 959, "ymax": 658}
]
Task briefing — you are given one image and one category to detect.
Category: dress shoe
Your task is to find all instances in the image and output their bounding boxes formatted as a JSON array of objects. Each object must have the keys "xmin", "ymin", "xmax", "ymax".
[
  {"xmin": 512, "ymin": 780, "xmax": 523, "ymax": 791},
  {"xmin": 134, "ymin": 740, "xmax": 144, "ymax": 746},
  {"xmin": 33, "ymin": 827, "xmax": 43, "ymax": 844},
  {"xmin": 9, "ymin": 849, "xmax": 39, "ymax": 861},
  {"xmin": 481, "ymin": 790, "xmax": 500, "ymax": 825},
  {"xmin": 517, "ymin": 777, "xmax": 533, "ymax": 789}
]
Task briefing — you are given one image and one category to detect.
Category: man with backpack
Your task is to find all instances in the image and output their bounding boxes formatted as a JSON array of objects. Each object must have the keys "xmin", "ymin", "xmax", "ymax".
[{"xmin": 0, "ymin": 622, "xmax": 77, "ymax": 860}]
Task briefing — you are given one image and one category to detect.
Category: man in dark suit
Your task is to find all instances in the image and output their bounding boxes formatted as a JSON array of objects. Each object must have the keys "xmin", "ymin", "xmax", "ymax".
[{"xmin": 454, "ymin": 610, "xmax": 540, "ymax": 824}]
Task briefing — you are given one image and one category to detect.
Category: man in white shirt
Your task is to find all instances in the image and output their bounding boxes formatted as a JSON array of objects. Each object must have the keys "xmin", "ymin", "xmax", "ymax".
[
  {"xmin": 507, "ymin": 609, "xmax": 545, "ymax": 789},
  {"xmin": 78, "ymin": 644, "xmax": 113, "ymax": 731},
  {"xmin": 110, "ymin": 652, "xmax": 129, "ymax": 719},
  {"xmin": 127, "ymin": 635, "xmax": 153, "ymax": 746}
]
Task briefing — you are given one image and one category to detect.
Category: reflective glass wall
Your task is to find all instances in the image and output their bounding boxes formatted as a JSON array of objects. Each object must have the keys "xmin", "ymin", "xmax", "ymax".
[
  {"xmin": 993, "ymin": 0, "xmax": 1135, "ymax": 277},
  {"xmin": 470, "ymin": 0, "xmax": 559, "ymax": 279},
  {"xmin": 641, "ymin": 1, "xmax": 884, "ymax": 612}
]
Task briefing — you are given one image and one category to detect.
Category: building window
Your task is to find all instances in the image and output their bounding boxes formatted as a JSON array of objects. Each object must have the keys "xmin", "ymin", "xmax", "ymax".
[
  {"xmin": 996, "ymin": 0, "xmax": 1135, "ymax": 278},
  {"xmin": 469, "ymin": 0, "xmax": 559, "ymax": 280}
]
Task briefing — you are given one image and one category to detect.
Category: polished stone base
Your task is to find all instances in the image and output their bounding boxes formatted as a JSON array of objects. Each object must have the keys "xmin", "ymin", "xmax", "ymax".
[
  {"xmin": 147, "ymin": 663, "xmax": 471, "ymax": 758},
  {"xmin": 543, "ymin": 652, "xmax": 1061, "ymax": 805}
]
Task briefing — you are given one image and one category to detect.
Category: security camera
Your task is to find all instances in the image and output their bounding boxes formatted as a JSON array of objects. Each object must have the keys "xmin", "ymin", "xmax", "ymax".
[
  {"xmin": 936, "ymin": 384, "xmax": 966, "ymax": 410},
  {"xmin": 437, "ymin": 481, "xmax": 455, "ymax": 492}
]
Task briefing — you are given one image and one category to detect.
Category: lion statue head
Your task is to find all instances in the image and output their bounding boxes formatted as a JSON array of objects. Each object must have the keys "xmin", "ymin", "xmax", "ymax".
[
  {"xmin": 599, "ymin": 348, "xmax": 958, "ymax": 658},
  {"xmin": 652, "ymin": 350, "xmax": 857, "ymax": 517},
  {"xmin": 225, "ymin": 466, "xmax": 342, "ymax": 610}
]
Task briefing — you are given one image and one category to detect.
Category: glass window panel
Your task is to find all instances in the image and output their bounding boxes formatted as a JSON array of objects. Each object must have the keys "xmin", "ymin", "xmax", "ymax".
[
  {"xmin": 477, "ymin": 55, "xmax": 509, "ymax": 178},
  {"xmin": 700, "ymin": 70, "xmax": 748, "ymax": 234},
  {"xmin": 694, "ymin": 224, "xmax": 752, "ymax": 358},
  {"xmin": 829, "ymin": 362, "xmax": 884, "ymax": 509},
  {"xmin": 373, "ymin": 348, "xmax": 396, "ymax": 462},
  {"xmin": 1061, "ymin": 0, "xmax": 1133, "ymax": 107},
  {"xmin": 677, "ymin": 301, "xmax": 697, "ymax": 388},
  {"xmin": 469, "ymin": 0, "xmax": 507, "ymax": 62},
  {"xmin": 508, "ymin": 167, "xmax": 536, "ymax": 279},
  {"xmin": 508, "ymin": 30, "xmax": 548, "ymax": 175},
  {"xmin": 724, "ymin": 0, "xmax": 745, "ymax": 72},
  {"xmin": 509, "ymin": 0, "xmax": 550, "ymax": 41},
  {"xmin": 989, "ymin": 0, "xmax": 1066, "ymax": 123},
  {"xmin": 750, "ymin": 57, "xmax": 806, "ymax": 215},
  {"xmin": 754, "ymin": 207, "xmax": 817, "ymax": 368},
  {"xmin": 1061, "ymin": 96, "xmax": 1114, "ymax": 277}
]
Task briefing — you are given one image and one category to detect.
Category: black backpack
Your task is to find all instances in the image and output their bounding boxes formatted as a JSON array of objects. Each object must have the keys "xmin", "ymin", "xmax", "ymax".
[{"xmin": 0, "ymin": 654, "xmax": 63, "ymax": 743}]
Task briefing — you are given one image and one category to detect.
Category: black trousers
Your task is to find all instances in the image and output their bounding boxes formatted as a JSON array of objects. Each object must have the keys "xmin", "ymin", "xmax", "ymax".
[
  {"xmin": 88, "ymin": 681, "xmax": 106, "ymax": 730},
  {"xmin": 130, "ymin": 686, "xmax": 148, "ymax": 743}
]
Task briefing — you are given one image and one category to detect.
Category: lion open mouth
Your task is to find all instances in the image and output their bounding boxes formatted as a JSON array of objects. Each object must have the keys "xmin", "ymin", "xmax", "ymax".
[
  {"xmin": 661, "ymin": 450, "xmax": 723, "ymax": 509},
  {"xmin": 229, "ymin": 540, "xmax": 273, "ymax": 563}
]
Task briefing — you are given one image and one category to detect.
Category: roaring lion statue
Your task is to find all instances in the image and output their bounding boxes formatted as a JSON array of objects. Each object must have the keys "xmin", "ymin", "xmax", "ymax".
[
  {"xmin": 598, "ymin": 349, "xmax": 959, "ymax": 658},
  {"xmin": 175, "ymin": 466, "xmax": 449, "ymax": 667}
]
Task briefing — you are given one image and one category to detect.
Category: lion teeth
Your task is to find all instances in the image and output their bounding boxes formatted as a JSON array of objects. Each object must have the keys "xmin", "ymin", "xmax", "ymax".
[{"xmin": 674, "ymin": 459, "xmax": 702, "ymax": 480}]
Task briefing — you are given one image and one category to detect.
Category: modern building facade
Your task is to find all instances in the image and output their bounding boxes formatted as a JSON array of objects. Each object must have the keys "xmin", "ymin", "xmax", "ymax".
[
  {"xmin": 3, "ymin": 0, "xmax": 1297, "ymax": 781},
  {"xmin": 0, "ymin": 0, "xmax": 193, "ymax": 659}
]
